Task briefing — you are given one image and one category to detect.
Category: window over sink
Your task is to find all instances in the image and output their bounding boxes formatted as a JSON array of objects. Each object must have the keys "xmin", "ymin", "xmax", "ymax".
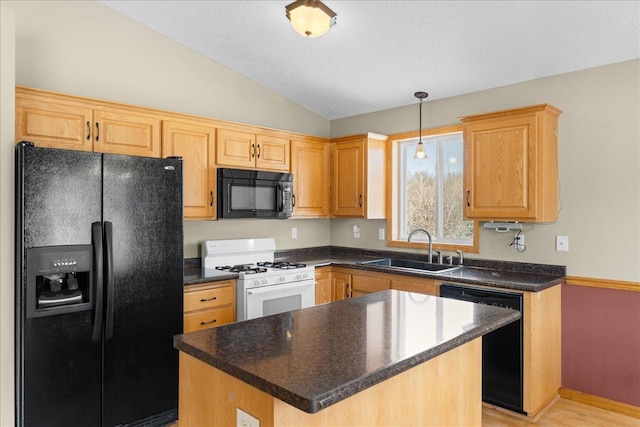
[{"xmin": 386, "ymin": 124, "xmax": 479, "ymax": 253}]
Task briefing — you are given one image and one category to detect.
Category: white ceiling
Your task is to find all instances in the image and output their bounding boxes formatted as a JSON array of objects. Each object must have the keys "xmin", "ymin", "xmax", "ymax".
[{"xmin": 99, "ymin": 1, "xmax": 640, "ymax": 120}]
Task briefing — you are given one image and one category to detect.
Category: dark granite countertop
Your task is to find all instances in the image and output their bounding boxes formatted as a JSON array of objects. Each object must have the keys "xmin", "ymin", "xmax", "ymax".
[
  {"xmin": 183, "ymin": 246, "xmax": 566, "ymax": 291},
  {"xmin": 275, "ymin": 247, "xmax": 565, "ymax": 292},
  {"xmin": 174, "ymin": 290, "xmax": 520, "ymax": 414}
]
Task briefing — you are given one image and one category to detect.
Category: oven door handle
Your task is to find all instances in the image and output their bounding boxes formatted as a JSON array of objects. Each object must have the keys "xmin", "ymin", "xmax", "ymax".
[{"xmin": 246, "ymin": 280, "xmax": 315, "ymax": 296}]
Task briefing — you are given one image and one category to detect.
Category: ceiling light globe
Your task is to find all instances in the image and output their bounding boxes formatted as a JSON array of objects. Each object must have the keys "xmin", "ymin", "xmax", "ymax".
[
  {"xmin": 286, "ymin": 0, "xmax": 337, "ymax": 38},
  {"xmin": 414, "ymin": 143, "xmax": 427, "ymax": 159}
]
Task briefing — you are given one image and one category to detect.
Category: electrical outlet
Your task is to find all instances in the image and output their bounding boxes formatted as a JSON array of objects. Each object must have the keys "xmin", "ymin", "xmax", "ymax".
[
  {"xmin": 516, "ymin": 233, "xmax": 524, "ymax": 246},
  {"xmin": 237, "ymin": 408, "xmax": 260, "ymax": 427},
  {"xmin": 378, "ymin": 228, "xmax": 385, "ymax": 240},
  {"xmin": 353, "ymin": 225, "xmax": 360, "ymax": 238},
  {"xmin": 556, "ymin": 235, "xmax": 569, "ymax": 252},
  {"xmin": 291, "ymin": 227, "xmax": 297, "ymax": 239}
]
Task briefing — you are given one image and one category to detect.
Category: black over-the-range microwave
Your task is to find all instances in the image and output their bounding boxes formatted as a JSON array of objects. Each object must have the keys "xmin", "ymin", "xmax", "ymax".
[{"xmin": 217, "ymin": 168, "xmax": 293, "ymax": 219}]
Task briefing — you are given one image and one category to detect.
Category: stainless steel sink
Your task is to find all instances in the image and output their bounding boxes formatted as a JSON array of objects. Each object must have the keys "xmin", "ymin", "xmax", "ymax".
[{"xmin": 360, "ymin": 258, "xmax": 462, "ymax": 274}]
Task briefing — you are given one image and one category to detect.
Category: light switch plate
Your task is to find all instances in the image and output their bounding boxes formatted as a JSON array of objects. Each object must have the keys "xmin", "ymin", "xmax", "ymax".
[
  {"xmin": 237, "ymin": 408, "xmax": 260, "ymax": 427},
  {"xmin": 556, "ymin": 235, "xmax": 569, "ymax": 251},
  {"xmin": 291, "ymin": 227, "xmax": 297, "ymax": 239},
  {"xmin": 378, "ymin": 228, "xmax": 385, "ymax": 240}
]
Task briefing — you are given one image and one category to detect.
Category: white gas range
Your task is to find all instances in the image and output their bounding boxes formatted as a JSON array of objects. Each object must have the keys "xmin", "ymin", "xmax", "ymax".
[{"xmin": 201, "ymin": 238, "xmax": 315, "ymax": 321}]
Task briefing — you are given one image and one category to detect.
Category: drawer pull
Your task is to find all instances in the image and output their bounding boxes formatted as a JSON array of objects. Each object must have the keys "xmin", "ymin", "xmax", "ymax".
[
  {"xmin": 200, "ymin": 296, "xmax": 217, "ymax": 302},
  {"xmin": 200, "ymin": 319, "xmax": 217, "ymax": 326}
]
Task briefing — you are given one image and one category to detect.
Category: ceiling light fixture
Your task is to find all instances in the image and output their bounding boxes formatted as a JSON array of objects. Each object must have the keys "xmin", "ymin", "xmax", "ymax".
[
  {"xmin": 413, "ymin": 91, "xmax": 429, "ymax": 159},
  {"xmin": 285, "ymin": 0, "xmax": 337, "ymax": 38}
]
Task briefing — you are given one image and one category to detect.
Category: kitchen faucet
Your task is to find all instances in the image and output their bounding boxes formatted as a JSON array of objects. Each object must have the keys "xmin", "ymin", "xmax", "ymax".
[
  {"xmin": 407, "ymin": 228, "xmax": 433, "ymax": 263},
  {"xmin": 456, "ymin": 250, "xmax": 464, "ymax": 266}
]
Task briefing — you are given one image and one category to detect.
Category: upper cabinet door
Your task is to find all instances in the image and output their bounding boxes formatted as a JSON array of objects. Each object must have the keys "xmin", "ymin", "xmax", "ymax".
[
  {"xmin": 216, "ymin": 129, "xmax": 256, "ymax": 169},
  {"xmin": 332, "ymin": 139, "xmax": 365, "ymax": 217},
  {"xmin": 461, "ymin": 104, "xmax": 562, "ymax": 222},
  {"xmin": 255, "ymin": 135, "xmax": 290, "ymax": 171},
  {"xmin": 93, "ymin": 109, "xmax": 161, "ymax": 158},
  {"xmin": 162, "ymin": 120, "xmax": 216, "ymax": 219},
  {"xmin": 16, "ymin": 96, "xmax": 93, "ymax": 151},
  {"xmin": 291, "ymin": 139, "xmax": 330, "ymax": 217}
]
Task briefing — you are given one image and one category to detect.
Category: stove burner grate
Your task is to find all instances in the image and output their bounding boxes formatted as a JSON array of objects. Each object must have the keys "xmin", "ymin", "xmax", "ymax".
[
  {"xmin": 257, "ymin": 261, "xmax": 307, "ymax": 270},
  {"xmin": 215, "ymin": 264, "xmax": 268, "ymax": 274}
]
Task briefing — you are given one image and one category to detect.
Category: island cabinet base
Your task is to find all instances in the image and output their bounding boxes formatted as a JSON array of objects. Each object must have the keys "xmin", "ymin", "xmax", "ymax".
[{"xmin": 178, "ymin": 338, "xmax": 482, "ymax": 427}]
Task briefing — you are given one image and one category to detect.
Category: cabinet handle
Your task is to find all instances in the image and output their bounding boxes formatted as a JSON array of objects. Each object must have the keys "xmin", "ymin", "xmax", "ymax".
[
  {"xmin": 200, "ymin": 319, "xmax": 217, "ymax": 326},
  {"xmin": 466, "ymin": 190, "xmax": 470, "ymax": 207},
  {"xmin": 95, "ymin": 122, "xmax": 100, "ymax": 142},
  {"xmin": 359, "ymin": 194, "xmax": 362, "ymax": 207},
  {"xmin": 86, "ymin": 121, "xmax": 91, "ymax": 140},
  {"xmin": 292, "ymin": 194, "xmax": 296, "ymax": 207},
  {"xmin": 200, "ymin": 296, "xmax": 217, "ymax": 302},
  {"xmin": 209, "ymin": 191, "xmax": 214, "ymax": 207},
  {"xmin": 251, "ymin": 143, "xmax": 255, "ymax": 158},
  {"xmin": 257, "ymin": 144, "xmax": 261, "ymax": 158}
]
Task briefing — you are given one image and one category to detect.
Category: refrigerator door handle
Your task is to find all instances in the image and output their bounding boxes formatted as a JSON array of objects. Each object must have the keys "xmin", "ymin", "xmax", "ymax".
[
  {"xmin": 104, "ymin": 221, "xmax": 115, "ymax": 340},
  {"xmin": 91, "ymin": 222, "xmax": 104, "ymax": 343}
]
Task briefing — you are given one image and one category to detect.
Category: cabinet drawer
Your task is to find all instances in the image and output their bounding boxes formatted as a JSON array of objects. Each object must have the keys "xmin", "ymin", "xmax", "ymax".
[
  {"xmin": 184, "ymin": 284, "xmax": 234, "ymax": 312},
  {"xmin": 391, "ymin": 279, "xmax": 438, "ymax": 296},
  {"xmin": 184, "ymin": 306, "xmax": 235, "ymax": 333},
  {"xmin": 352, "ymin": 275, "xmax": 390, "ymax": 294}
]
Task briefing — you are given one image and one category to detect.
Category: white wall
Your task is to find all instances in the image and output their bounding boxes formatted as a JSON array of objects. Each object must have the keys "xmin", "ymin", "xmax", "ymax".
[
  {"xmin": 332, "ymin": 61, "xmax": 640, "ymax": 282},
  {"xmin": 0, "ymin": 6, "xmax": 16, "ymax": 426}
]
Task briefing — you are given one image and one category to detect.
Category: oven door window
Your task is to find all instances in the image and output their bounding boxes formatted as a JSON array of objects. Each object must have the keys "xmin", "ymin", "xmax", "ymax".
[{"xmin": 246, "ymin": 281, "xmax": 315, "ymax": 320}]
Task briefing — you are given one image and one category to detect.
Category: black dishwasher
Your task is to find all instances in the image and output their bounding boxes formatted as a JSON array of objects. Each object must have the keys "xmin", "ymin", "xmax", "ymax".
[{"xmin": 440, "ymin": 284, "xmax": 524, "ymax": 414}]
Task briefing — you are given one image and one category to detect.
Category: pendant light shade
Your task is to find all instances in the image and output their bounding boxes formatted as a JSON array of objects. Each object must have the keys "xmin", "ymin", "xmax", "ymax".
[
  {"xmin": 285, "ymin": 0, "xmax": 337, "ymax": 38},
  {"xmin": 413, "ymin": 91, "xmax": 429, "ymax": 159}
]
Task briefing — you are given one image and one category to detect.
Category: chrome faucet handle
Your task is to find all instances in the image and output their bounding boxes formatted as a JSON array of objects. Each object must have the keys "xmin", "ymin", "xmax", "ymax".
[
  {"xmin": 456, "ymin": 250, "xmax": 464, "ymax": 266},
  {"xmin": 434, "ymin": 250, "xmax": 442, "ymax": 264},
  {"xmin": 445, "ymin": 256, "xmax": 453, "ymax": 265}
]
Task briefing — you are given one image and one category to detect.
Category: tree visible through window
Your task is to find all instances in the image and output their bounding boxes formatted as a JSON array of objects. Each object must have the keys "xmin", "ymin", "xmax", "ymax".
[{"xmin": 398, "ymin": 131, "xmax": 473, "ymax": 245}]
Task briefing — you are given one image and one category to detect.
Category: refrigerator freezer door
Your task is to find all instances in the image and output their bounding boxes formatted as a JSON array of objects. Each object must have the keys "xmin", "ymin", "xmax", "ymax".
[
  {"xmin": 101, "ymin": 154, "xmax": 183, "ymax": 426},
  {"xmin": 17, "ymin": 144, "xmax": 102, "ymax": 427}
]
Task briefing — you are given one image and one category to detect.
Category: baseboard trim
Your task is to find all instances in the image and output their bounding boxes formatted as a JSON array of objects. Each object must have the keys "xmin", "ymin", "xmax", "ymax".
[
  {"xmin": 565, "ymin": 276, "xmax": 640, "ymax": 292},
  {"xmin": 559, "ymin": 387, "xmax": 640, "ymax": 419}
]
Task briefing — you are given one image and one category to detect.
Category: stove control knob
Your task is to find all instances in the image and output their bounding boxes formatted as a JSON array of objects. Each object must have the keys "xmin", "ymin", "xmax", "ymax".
[
  {"xmin": 279, "ymin": 276, "xmax": 285, "ymax": 282},
  {"xmin": 261, "ymin": 279, "xmax": 268, "ymax": 285},
  {"xmin": 295, "ymin": 274, "xmax": 302, "ymax": 280},
  {"xmin": 302, "ymin": 273, "xmax": 308, "ymax": 279},
  {"xmin": 253, "ymin": 279, "xmax": 260, "ymax": 286}
]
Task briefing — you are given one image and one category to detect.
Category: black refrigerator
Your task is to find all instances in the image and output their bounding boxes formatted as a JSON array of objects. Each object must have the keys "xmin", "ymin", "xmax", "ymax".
[{"xmin": 15, "ymin": 142, "xmax": 184, "ymax": 427}]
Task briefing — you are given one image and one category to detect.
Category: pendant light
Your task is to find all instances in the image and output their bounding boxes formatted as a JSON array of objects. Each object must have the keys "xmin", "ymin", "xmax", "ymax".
[
  {"xmin": 285, "ymin": 0, "xmax": 337, "ymax": 38},
  {"xmin": 413, "ymin": 91, "xmax": 429, "ymax": 159}
]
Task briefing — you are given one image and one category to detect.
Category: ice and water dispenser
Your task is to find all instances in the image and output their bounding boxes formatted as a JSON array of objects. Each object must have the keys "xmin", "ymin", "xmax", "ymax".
[{"xmin": 26, "ymin": 245, "xmax": 93, "ymax": 318}]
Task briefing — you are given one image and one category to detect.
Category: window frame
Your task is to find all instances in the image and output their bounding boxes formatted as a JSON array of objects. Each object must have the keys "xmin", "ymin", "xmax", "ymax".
[{"xmin": 385, "ymin": 124, "xmax": 479, "ymax": 253}]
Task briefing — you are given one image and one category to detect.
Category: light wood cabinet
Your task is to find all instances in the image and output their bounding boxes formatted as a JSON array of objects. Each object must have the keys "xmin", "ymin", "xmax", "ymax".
[
  {"xmin": 351, "ymin": 270, "xmax": 391, "ymax": 297},
  {"xmin": 93, "ymin": 108, "xmax": 161, "ymax": 157},
  {"xmin": 459, "ymin": 104, "xmax": 562, "ymax": 222},
  {"xmin": 217, "ymin": 128, "xmax": 290, "ymax": 171},
  {"xmin": 16, "ymin": 87, "xmax": 162, "ymax": 157},
  {"xmin": 162, "ymin": 120, "xmax": 216, "ymax": 219},
  {"xmin": 314, "ymin": 267, "xmax": 333, "ymax": 305},
  {"xmin": 183, "ymin": 280, "xmax": 236, "ymax": 333},
  {"xmin": 291, "ymin": 139, "xmax": 331, "ymax": 217},
  {"xmin": 332, "ymin": 271, "xmax": 352, "ymax": 301},
  {"xmin": 390, "ymin": 277, "xmax": 439, "ymax": 296},
  {"xmin": 332, "ymin": 133, "xmax": 387, "ymax": 218},
  {"xmin": 16, "ymin": 96, "xmax": 93, "ymax": 151}
]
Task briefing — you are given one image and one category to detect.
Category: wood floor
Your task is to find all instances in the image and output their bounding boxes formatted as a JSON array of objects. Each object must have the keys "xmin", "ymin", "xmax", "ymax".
[{"xmin": 482, "ymin": 398, "xmax": 640, "ymax": 427}]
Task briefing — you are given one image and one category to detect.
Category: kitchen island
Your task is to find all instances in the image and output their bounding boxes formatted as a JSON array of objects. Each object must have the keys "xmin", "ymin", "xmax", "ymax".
[{"xmin": 174, "ymin": 290, "xmax": 520, "ymax": 426}]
